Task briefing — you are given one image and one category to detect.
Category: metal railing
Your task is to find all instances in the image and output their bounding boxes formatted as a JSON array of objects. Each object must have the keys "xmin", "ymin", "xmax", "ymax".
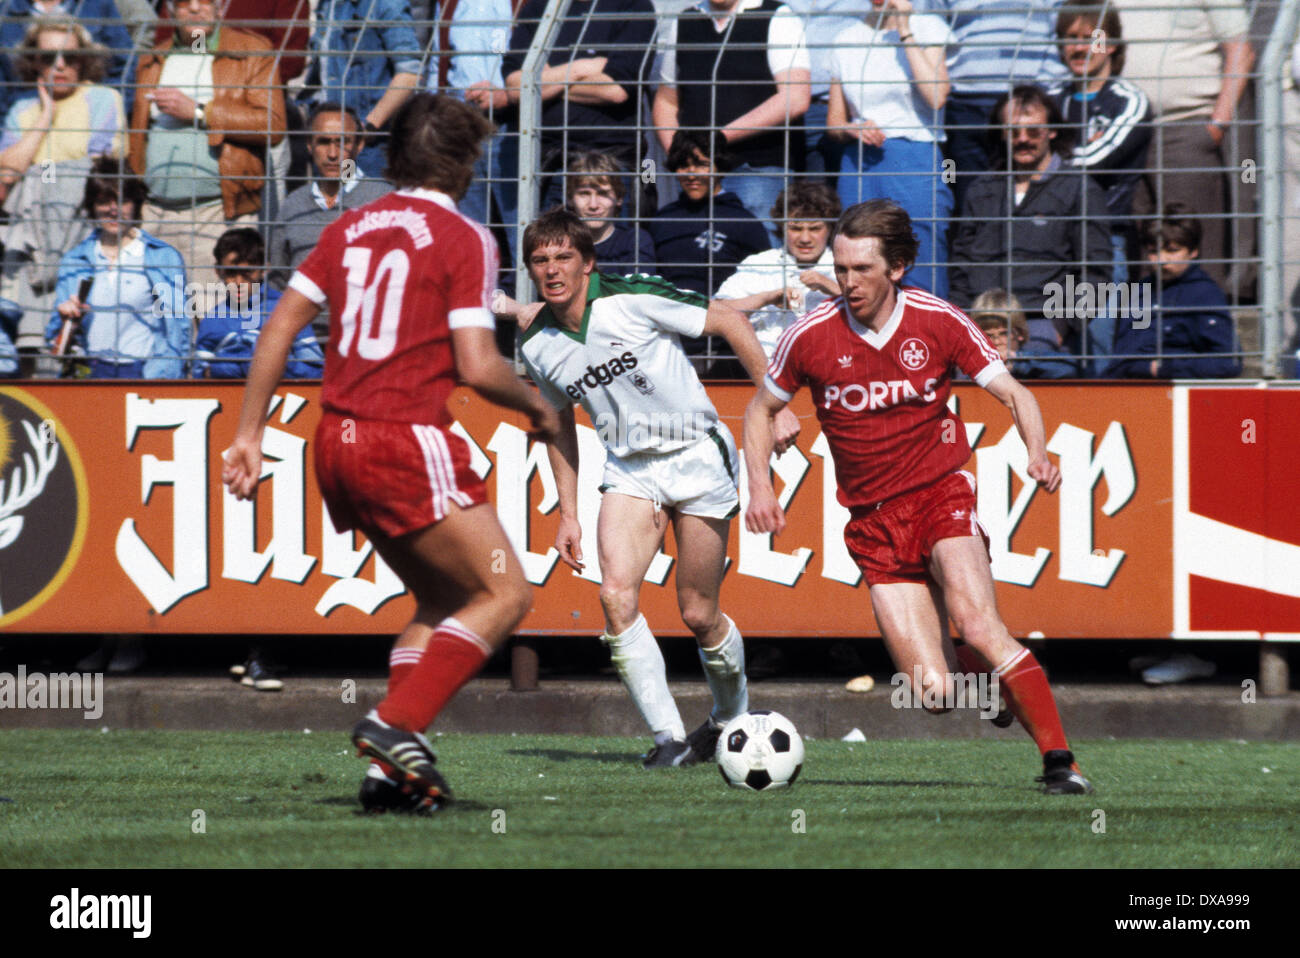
[{"xmin": 0, "ymin": 0, "xmax": 1291, "ymax": 379}]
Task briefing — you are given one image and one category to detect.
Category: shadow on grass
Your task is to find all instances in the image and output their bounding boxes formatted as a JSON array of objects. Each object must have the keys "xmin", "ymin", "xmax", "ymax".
[
  {"xmin": 802, "ymin": 779, "xmax": 986, "ymax": 788},
  {"xmin": 506, "ymin": 748, "xmax": 644, "ymax": 764}
]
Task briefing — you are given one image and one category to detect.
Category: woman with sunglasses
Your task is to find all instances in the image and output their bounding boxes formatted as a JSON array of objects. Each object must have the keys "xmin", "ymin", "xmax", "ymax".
[{"xmin": 0, "ymin": 18, "xmax": 124, "ymax": 205}]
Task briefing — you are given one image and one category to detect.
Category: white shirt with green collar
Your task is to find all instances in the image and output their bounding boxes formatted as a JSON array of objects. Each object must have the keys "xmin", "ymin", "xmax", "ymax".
[{"xmin": 520, "ymin": 272, "xmax": 720, "ymax": 460}]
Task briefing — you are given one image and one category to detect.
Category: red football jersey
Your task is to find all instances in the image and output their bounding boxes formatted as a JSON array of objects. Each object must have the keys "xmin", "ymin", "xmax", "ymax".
[
  {"xmin": 290, "ymin": 187, "xmax": 498, "ymax": 425},
  {"xmin": 766, "ymin": 287, "xmax": 1006, "ymax": 507}
]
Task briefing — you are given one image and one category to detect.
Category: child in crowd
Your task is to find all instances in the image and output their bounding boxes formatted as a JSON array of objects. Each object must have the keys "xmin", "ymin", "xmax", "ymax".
[
  {"xmin": 1107, "ymin": 207, "xmax": 1239, "ymax": 379},
  {"xmin": 194, "ymin": 227, "xmax": 323, "ymax": 380},
  {"xmin": 970, "ymin": 289, "xmax": 1030, "ymax": 375},
  {"xmin": 714, "ymin": 181, "xmax": 841, "ymax": 359}
]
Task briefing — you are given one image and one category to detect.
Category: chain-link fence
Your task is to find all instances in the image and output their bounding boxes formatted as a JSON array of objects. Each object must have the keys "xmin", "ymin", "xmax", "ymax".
[{"xmin": 0, "ymin": 0, "xmax": 1292, "ymax": 380}]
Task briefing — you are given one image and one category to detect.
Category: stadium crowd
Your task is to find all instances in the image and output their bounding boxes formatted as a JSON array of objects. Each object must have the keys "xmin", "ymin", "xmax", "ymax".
[{"xmin": 0, "ymin": 0, "xmax": 1284, "ymax": 380}]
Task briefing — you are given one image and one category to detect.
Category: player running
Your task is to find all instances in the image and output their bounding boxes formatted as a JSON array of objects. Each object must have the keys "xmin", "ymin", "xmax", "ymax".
[
  {"xmin": 744, "ymin": 200, "xmax": 1093, "ymax": 795},
  {"xmin": 519, "ymin": 209, "xmax": 799, "ymax": 767},
  {"xmin": 223, "ymin": 94, "xmax": 560, "ymax": 812}
]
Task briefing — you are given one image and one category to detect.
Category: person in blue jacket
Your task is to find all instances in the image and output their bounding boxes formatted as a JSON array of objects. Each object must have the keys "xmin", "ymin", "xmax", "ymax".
[
  {"xmin": 46, "ymin": 156, "xmax": 188, "ymax": 378},
  {"xmin": 194, "ymin": 227, "xmax": 323, "ymax": 379},
  {"xmin": 1107, "ymin": 207, "xmax": 1240, "ymax": 379}
]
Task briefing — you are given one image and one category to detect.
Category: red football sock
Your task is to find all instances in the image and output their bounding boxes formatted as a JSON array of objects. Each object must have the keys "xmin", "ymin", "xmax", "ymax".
[
  {"xmin": 994, "ymin": 649, "xmax": 1069, "ymax": 755},
  {"xmin": 377, "ymin": 618, "xmax": 492, "ymax": 732},
  {"xmin": 372, "ymin": 645, "xmax": 426, "ymax": 778}
]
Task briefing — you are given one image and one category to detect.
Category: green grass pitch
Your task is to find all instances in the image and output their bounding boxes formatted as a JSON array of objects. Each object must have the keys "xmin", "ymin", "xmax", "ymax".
[{"xmin": 1, "ymin": 731, "xmax": 1296, "ymax": 868}]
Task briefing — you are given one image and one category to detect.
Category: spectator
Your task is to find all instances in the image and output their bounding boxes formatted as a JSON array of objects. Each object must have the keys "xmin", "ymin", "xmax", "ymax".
[
  {"xmin": 784, "ymin": 0, "xmax": 858, "ymax": 186},
  {"xmin": 969, "ymin": 288, "xmax": 1029, "ymax": 374},
  {"xmin": 503, "ymin": 0, "xmax": 657, "ymax": 211},
  {"xmin": 652, "ymin": 0, "xmax": 811, "ymax": 240},
  {"xmin": 826, "ymin": 0, "xmax": 954, "ymax": 296},
  {"xmin": 194, "ymin": 227, "xmax": 322, "ymax": 379},
  {"xmin": 1107, "ymin": 206, "xmax": 1239, "ymax": 378},
  {"xmin": 567, "ymin": 150, "xmax": 654, "ymax": 275},
  {"xmin": 646, "ymin": 130, "xmax": 770, "ymax": 299},
  {"xmin": 949, "ymin": 84, "xmax": 1110, "ymax": 378},
  {"xmin": 44, "ymin": 157, "xmax": 188, "ymax": 379},
  {"xmin": 1049, "ymin": 0, "xmax": 1151, "ymax": 284},
  {"xmin": 1285, "ymin": 34, "xmax": 1300, "ymax": 373},
  {"xmin": 303, "ymin": 0, "xmax": 422, "ymax": 179},
  {"xmin": 267, "ymin": 103, "xmax": 391, "ymax": 290},
  {"xmin": 1, "ymin": 20, "xmax": 124, "ymax": 200},
  {"xmin": 224, "ymin": 0, "xmax": 311, "ymax": 210},
  {"xmin": 0, "ymin": 18, "xmax": 124, "ymax": 359},
  {"xmin": 0, "ymin": 0, "xmax": 134, "ymax": 119},
  {"xmin": 714, "ymin": 179, "xmax": 839, "ymax": 358},
  {"xmin": 930, "ymin": 0, "xmax": 1068, "ymax": 212},
  {"xmin": 434, "ymin": 0, "xmax": 519, "ymax": 265},
  {"xmin": 1121, "ymin": 0, "xmax": 1254, "ymax": 289},
  {"xmin": 131, "ymin": 0, "xmax": 286, "ymax": 305},
  {"xmin": 225, "ymin": 0, "xmax": 309, "ymax": 84}
]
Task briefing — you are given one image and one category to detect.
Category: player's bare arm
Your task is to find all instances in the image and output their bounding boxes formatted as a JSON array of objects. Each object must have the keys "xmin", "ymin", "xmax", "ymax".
[
  {"xmin": 704, "ymin": 299, "xmax": 799, "ymax": 454},
  {"xmin": 546, "ymin": 404, "xmax": 585, "ymax": 572},
  {"xmin": 743, "ymin": 386, "xmax": 791, "ymax": 535},
  {"xmin": 452, "ymin": 326, "xmax": 561, "ymax": 444},
  {"xmin": 984, "ymin": 371, "xmax": 1061, "ymax": 493},
  {"xmin": 223, "ymin": 289, "xmax": 321, "ymax": 501}
]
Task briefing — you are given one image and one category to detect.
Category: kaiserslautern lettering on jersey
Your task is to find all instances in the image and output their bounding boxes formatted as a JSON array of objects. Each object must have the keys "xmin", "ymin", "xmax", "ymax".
[
  {"xmin": 520, "ymin": 272, "xmax": 721, "ymax": 459},
  {"xmin": 290, "ymin": 187, "xmax": 497, "ymax": 426},
  {"xmin": 766, "ymin": 287, "xmax": 1006, "ymax": 506}
]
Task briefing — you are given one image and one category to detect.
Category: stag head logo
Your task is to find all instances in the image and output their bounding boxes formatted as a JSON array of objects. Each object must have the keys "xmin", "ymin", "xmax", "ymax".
[{"xmin": 0, "ymin": 389, "xmax": 87, "ymax": 626}]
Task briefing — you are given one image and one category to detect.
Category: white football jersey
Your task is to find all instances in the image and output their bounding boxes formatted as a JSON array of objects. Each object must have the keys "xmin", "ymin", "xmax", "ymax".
[{"xmin": 520, "ymin": 272, "xmax": 720, "ymax": 459}]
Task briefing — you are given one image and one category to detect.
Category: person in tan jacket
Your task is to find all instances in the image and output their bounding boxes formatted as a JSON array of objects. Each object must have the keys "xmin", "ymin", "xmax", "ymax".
[{"xmin": 130, "ymin": 0, "xmax": 286, "ymax": 314}]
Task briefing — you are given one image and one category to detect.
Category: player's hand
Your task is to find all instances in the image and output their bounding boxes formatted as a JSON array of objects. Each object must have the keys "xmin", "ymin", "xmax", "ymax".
[
  {"xmin": 1027, "ymin": 454, "xmax": 1061, "ymax": 494},
  {"xmin": 222, "ymin": 434, "xmax": 264, "ymax": 501},
  {"xmin": 772, "ymin": 407, "xmax": 800, "ymax": 456},
  {"xmin": 555, "ymin": 515, "xmax": 585, "ymax": 572},
  {"xmin": 526, "ymin": 399, "xmax": 562, "ymax": 445},
  {"xmin": 745, "ymin": 484, "xmax": 786, "ymax": 535},
  {"xmin": 516, "ymin": 302, "xmax": 544, "ymax": 332}
]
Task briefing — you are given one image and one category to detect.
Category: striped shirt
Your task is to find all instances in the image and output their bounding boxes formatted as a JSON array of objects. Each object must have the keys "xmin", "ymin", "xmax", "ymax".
[{"xmin": 926, "ymin": 0, "xmax": 1068, "ymax": 95}]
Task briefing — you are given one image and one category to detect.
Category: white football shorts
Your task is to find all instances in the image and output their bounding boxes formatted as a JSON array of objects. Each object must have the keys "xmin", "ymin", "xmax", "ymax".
[{"xmin": 600, "ymin": 422, "xmax": 740, "ymax": 520}]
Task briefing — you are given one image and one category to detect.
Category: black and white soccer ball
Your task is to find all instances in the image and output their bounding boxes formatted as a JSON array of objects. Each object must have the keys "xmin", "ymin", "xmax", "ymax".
[{"xmin": 716, "ymin": 710, "xmax": 804, "ymax": 791}]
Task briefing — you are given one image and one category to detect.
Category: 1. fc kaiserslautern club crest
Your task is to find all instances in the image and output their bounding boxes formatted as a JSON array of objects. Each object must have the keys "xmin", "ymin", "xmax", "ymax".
[
  {"xmin": 899, "ymin": 337, "xmax": 929, "ymax": 371},
  {"xmin": 0, "ymin": 388, "xmax": 88, "ymax": 627}
]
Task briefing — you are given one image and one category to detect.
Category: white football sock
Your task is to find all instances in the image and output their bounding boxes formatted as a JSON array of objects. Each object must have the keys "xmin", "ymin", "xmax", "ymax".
[
  {"xmin": 698, "ymin": 614, "xmax": 748, "ymax": 724},
  {"xmin": 603, "ymin": 614, "xmax": 684, "ymax": 742}
]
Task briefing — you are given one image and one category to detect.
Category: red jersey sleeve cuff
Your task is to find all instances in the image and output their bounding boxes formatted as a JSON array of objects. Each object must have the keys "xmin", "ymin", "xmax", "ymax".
[
  {"xmin": 288, "ymin": 272, "xmax": 326, "ymax": 305},
  {"xmin": 764, "ymin": 373, "xmax": 794, "ymax": 403},
  {"xmin": 974, "ymin": 360, "xmax": 1008, "ymax": 388},
  {"xmin": 448, "ymin": 307, "xmax": 496, "ymax": 331}
]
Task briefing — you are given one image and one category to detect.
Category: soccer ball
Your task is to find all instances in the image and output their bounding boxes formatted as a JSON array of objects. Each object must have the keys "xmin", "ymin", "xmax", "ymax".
[{"xmin": 716, "ymin": 710, "xmax": 804, "ymax": 791}]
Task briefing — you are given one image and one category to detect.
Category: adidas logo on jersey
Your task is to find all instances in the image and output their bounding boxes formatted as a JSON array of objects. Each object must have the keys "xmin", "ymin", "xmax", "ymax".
[{"xmin": 565, "ymin": 351, "xmax": 640, "ymax": 400}]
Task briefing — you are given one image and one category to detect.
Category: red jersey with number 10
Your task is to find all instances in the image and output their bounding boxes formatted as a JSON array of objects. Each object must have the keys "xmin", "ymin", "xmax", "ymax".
[
  {"xmin": 290, "ymin": 187, "xmax": 498, "ymax": 425},
  {"xmin": 765, "ymin": 287, "xmax": 1006, "ymax": 507}
]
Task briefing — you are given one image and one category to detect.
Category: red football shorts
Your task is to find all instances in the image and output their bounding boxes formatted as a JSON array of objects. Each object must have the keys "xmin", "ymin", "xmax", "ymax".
[
  {"xmin": 844, "ymin": 470, "xmax": 990, "ymax": 586},
  {"xmin": 314, "ymin": 412, "xmax": 487, "ymax": 538}
]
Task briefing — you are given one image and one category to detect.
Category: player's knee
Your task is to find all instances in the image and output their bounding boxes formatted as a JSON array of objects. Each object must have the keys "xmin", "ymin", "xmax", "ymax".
[
  {"xmin": 598, "ymin": 583, "xmax": 638, "ymax": 628},
  {"xmin": 496, "ymin": 577, "xmax": 533, "ymax": 630},
  {"xmin": 678, "ymin": 597, "xmax": 718, "ymax": 637}
]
